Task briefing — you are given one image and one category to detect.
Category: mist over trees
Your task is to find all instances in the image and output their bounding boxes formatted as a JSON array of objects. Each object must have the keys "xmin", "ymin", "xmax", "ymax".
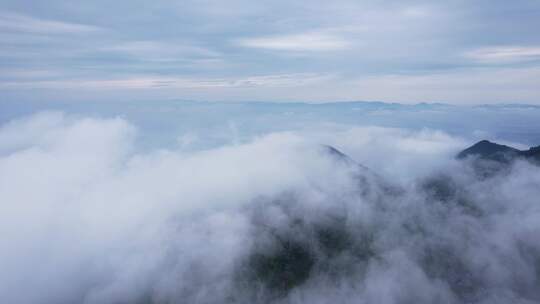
[{"xmin": 1, "ymin": 113, "xmax": 540, "ymax": 303}]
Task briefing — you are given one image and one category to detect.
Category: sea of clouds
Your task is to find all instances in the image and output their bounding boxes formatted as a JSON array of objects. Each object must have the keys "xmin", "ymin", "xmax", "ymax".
[{"xmin": 1, "ymin": 111, "xmax": 540, "ymax": 304}]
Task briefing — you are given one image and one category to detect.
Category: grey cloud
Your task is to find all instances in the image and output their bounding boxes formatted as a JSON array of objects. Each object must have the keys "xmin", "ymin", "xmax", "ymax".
[{"xmin": 1, "ymin": 1, "xmax": 539, "ymax": 102}]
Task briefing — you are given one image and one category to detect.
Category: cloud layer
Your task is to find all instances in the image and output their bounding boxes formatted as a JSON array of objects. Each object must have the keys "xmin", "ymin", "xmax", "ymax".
[
  {"xmin": 1, "ymin": 113, "xmax": 540, "ymax": 303},
  {"xmin": 1, "ymin": 0, "xmax": 540, "ymax": 103}
]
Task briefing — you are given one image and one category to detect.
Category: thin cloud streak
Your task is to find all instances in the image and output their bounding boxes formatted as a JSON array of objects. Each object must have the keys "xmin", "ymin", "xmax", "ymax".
[
  {"xmin": 102, "ymin": 41, "xmax": 222, "ymax": 61},
  {"xmin": 0, "ymin": 11, "xmax": 102, "ymax": 34},
  {"xmin": 0, "ymin": 73, "xmax": 335, "ymax": 90},
  {"xmin": 236, "ymin": 31, "xmax": 351, "ymax": 52},
  {"xmin": 464, "ymin": 46, "xmax": 540, "ymax": 63}
]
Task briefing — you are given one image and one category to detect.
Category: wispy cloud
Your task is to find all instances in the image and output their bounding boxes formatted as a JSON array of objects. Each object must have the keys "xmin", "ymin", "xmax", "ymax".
[
  {"xmin": 1, "ymin": 1, "xmax": 540, "ymax": 103},
  {"xmin": 0, "ymin": 12, "xmax": 102, "ymax": 34},
  {"xmin": 349, "ymin": 67, "xmax": 540, "ymax": 103},
  {"xmin": 103, "ymin": 41, "xmax": 221, "ymax": 60},
  {"xmin": 236, "ymin": 31, "xmax": 351, "ymax": 52},
  {"xmin": 464, "ymin": 46, "xmax": 540, "ymax": 63},
  {"xmin": 0, "ymin": 68, "xmax": 63, "ymax": 80},
  {"xmin": 104, "ymin": 40, "xmax": 221, "ymax": 57},
  {"xmin": 0, "ymin": 73, "xmax": 334, "ymax": 90}
]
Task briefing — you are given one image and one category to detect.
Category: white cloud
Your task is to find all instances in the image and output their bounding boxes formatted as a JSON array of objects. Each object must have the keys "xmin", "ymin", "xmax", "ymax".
[
  {"xmin": 2, "ymin": 113, "xmax": 540, "ymax": 303},
  {"xmin": 0, "ymin": 12, "xmax": 102, "ymax": 34},
  {"xmin": 347, "ymin": 67, "xmax": 540, "ymax": 104},
  {"xmin": 102, "ymin": 40, "xmax": 222, "ymax": 61},
  {"xmin": 0, "ymin": 73, "xmax": 334, "ymax": 90},
  {"xmin": 5, "ymin": 112, "xmax": 540, "ymax": 303},
  {"xmin": 464, "ymin": 46, "xmax": 540, "ymax": 63},
  {"xmin": 236, "ymin": 31, "xmax": 351, "ymax": 51},
  {"xmin": 3, "ymin": 66, "xmax": 539, "ymax": 104}
]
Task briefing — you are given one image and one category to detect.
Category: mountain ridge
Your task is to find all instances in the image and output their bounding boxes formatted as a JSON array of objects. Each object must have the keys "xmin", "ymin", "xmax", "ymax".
[{"xmin": 457, "ymin": 140, "xmax": 540, "ymax": 163}]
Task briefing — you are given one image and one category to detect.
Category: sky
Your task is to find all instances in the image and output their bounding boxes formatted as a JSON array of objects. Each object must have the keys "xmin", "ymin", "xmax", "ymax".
[
  {"xmin": 1, "ymin": 0, "xmax": 540, "ymax": 104},
  {"xmin": 2, "ymin": 2, "xmax": 540, "ymax": 302}
]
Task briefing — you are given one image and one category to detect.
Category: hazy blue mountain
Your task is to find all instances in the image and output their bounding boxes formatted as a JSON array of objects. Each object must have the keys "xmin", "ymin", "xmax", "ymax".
[{"xmin": 2, "ymin": 100, "xmax": 540, "ymax": 150}]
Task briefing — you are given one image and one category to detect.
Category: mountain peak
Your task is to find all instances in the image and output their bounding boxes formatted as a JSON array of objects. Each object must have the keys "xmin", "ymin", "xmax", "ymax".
[
  {"xmin": 521, "ymin": 145, "xmax": 540, "ymax": 161},
  {"xmin": 476, "ymin": 140, "xmax": 493, "ymax": 145},
  {"xmin": 457, "ymin": 140, "xmax": 540, "ymax": 166},
  {"xmin": 457, "ymin": 140, "xmax": 519, "ymax": 160}
]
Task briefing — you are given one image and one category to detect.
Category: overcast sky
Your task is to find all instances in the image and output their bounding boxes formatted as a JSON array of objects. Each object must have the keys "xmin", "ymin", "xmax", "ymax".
[{"xmin": 1, "ymin": 0, "xmax": 540, "ymax": 104}]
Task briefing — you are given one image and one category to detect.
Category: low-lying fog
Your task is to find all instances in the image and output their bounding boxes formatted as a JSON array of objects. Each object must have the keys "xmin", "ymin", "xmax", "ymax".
[{"xmin": 1, "ymin": 111, "xmax": 539, "ymax": 304}]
